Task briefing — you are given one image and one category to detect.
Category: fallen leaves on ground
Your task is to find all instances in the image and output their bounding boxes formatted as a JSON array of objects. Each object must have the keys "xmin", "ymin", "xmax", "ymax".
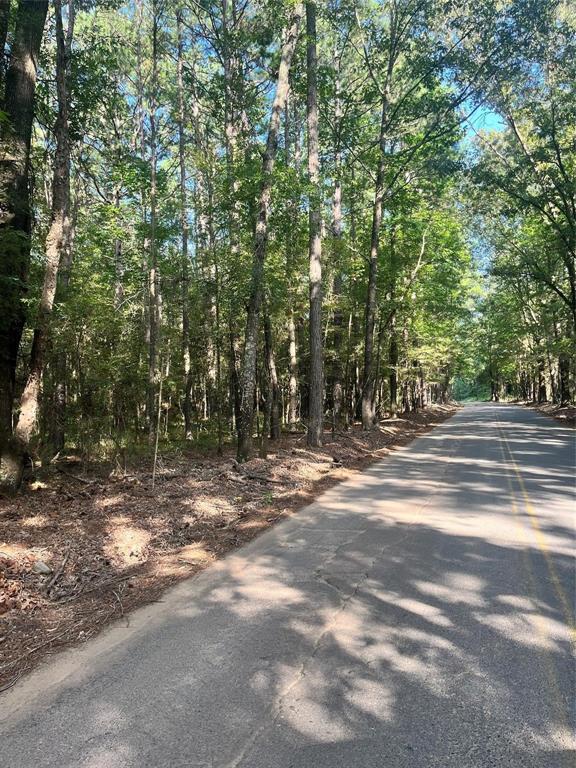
[
  {"xmin": 0, "ymin": 406, "xmax": 456, "ymax": 690},
  {"xmin": 522, "ymin": 401, "xmax": 576, "ymax": 426}
]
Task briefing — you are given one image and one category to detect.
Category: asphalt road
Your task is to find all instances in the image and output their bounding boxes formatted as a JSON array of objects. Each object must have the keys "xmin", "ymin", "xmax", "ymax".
[{"xmin": 1, "ymin": 403, "xmax": 575, "ymax": 767}]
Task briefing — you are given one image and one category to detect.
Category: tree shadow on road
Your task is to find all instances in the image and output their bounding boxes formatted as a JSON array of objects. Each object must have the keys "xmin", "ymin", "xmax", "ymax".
[{"xmin": 2, "ymin": 404, "xmax": 574, "ymax": 768}]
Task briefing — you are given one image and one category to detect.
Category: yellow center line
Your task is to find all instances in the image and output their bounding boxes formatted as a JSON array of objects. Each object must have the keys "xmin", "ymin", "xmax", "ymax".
[
  {"xmin": 497, "ymin": 430, "xmax": 573, "ymax": 737},
  {"xmin": 498, "ymin": 424, "xmax": 575, "ymax": 634}
]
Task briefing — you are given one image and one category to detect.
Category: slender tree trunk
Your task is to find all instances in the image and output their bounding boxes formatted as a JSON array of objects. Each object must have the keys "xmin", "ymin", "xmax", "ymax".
[
  {"xmin": 331, "ymin": 277, "xmax": 344, "ymax": 433},
  {"xmin": 373, "ymin": 315, "xmax": 385, "ymax": 415},
  {"xmin": 0, "ymin": 0, "xmax": 48, "ymax": 489},
  {"xmin": 361, "ymin": 22, "xmax": 397, "ymax": 429},
  {"xmin": 264, "ymin": 313, "xmax": 280, "ymax": 440},
  {"xmin": 214, "ymin": 261, "xmax": 223, "ymax": 455},
  {"xmin": 204, "ymin": 173, "xmax": 218, "ymax": 413},
  {"xmin": 419, "ymin": 365, "xmax": 426, "ymax": 408},
  {"xmin": 188, "ymin": 59, "xmax": 203, "ymax": 437},
  {"xmin": 176, "ymin": 10, "xmax": 193, "ymax": 440},
  {"xmin": 287, "ymin": 311, "xmax": 299, "ymax": 428},
  {"xmin": 361, "ymin": 93, "xmax": 389, "ymax": 429},
  {"xmin": 7, "ymin": 0, "xmax": 71, "ymax": 491},
  {"xmin": 330, "ymin": 125, "xmax": 343, "ymax": 430},
  {"xmin": 259, "ymin": 369, "xmax": 271, "ymax": 459},
  {"xmin": 259, "ymin": 312, "xmax": 274, "ymax": 458},
  {"xmin": 306, "ymin": 1, "xmax": 323, "ymax": 447},
  {"xmin": 205, "ymin": 165, "xmax": 221, "ymax": 447},
  {"xmin": 490, "ymin": 366, "xmax": 500, "ymax": 402},
  {"xmin": 135, "ymin": 0, "xmax": 150, "ymax": 435},
  {"xmin": 222, "ymin": 0, "xmax": 241, "ymax": 257},
  {"xmin": 228, "ymin": 322, "xmax": 241, "ymax": 429},
  {"xmin": 192, "ymin": 120, "xmax": 210, "ymax": 427},
  {"xmin": 389, "ymin": 311, "xmax": 398, "ymax": 417},
  {"xmin": 109, "ymin": 181, "xmax": 127, "ymax": 436},
  {"xmin": 558, "ymin": 352, "xmax": 570, "ymax": 406},
  {"xmin": 545, "ymin": 349, "xmax": 556, "ymax": 402},
  {"xmin": 147, "ymin": 1, "xmax": 161, "ymax": 445},
  {"xmin": 284, "ymin": 93, "xmax": 300, "ymax": 430},
  {"xmin": 400, "ymin": 321, "xmax": 409, "ymax": 412},
  {"xmin": 221, "ymin": 0, "xmax": 243, "ymax": 444},
  {"xmin": 112, "ymin": 186, "xmax": 124, "ymax": 308},
  {"xmin": 537, "ymin": 356, "xmax": 547, "ymax": 403},
  {"xmin": 237, "ymin": 4, "xmax": 303, "ymax": 461},
  {"xmin": 343, "ymin": 310, "xmax": 353, "ymax": 427},
  {"xmin": 0, "ymin": 0, "xmax": 9, "ymax": 98},
  {"xmin": 328, "ymin": 43, "xmax": 345, "ymax": 433},
  {"xmin": 343, "ymin": 169, "xmax": 359, "ymax": 427},
  {"xmin": 51, "ymin": 188, "xmax": 78, "ymax": 454}
]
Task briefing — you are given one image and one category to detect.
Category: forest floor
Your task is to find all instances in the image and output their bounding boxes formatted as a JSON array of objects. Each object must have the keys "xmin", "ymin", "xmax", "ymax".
[
  {"xmin": 520, "ymin": 400, "xmax": 576, "ymax": 426},
  {"xmin": 0, "ymin": 405, "xmax": 456, "ymax": 690}
]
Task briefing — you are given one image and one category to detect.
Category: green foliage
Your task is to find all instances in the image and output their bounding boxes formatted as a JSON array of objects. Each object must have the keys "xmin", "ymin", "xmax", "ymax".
[{"xmin": 11, "ymin": 0, "xmax": 573, "ymax": 461}]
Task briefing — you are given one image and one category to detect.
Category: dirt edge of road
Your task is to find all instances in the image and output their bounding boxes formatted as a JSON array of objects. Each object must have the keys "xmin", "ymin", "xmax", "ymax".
[{"xmin": 518, "ymin": 401, "xmax": 576, "ymax": 427}]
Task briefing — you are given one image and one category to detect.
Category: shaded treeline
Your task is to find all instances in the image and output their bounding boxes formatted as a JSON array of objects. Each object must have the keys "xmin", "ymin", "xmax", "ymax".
[{"xmin": 0, "ymin": 0, "xmax": 573, "ymax": 491}]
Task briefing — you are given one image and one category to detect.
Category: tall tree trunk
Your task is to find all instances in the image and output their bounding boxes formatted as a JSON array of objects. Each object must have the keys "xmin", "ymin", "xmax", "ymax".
[
  {"xmin": 206, "ymin": 172, "xmax": 222, "ymax": 449},
  {"xmin": 306, "ymin": 1, "xmax": 323, "ymax": 447},
  {"xmin": 51, "ymin": 187, "xmax": 78, "ymax": 454},
  {"xmin": 237, "ymin": 4, "xmax": 303, "ymax": 461},
  {"xmin": 264, "ymin": 313, "xmax": 280, "ymax": 440},
  {"xmin": 331, "ymin": 274, "xmax": 344, "ymax": 432},
  {"xmin": 204, "ymin": 173, "xmax": 218, "ymax": 413},
  {"xmin": 147, "ymin": 1, "xmax": 161, "ymax": 445},
  {"xmin": 7, "ymin": 0, "xmax": 70, "ymax": 492},
  {"xmin": 558, "ymin": 352, "xmax": 570, "ymax": 406},
  {"xmin": 176, "ymin": 9, "xmax": 193, "ymax": 440},
  {"xmin": 221, "ymin": 0, "xmax": 242, "ymax": 444},
  {"xmin": 361, "ymin": 92, "xmax": 389, "ymax": 429},
  {"xmin": 222, "ymin": 0, "xmax": 241, "ymax": 257},
  {"xmin": 374, "ymin": 315, "xmax": 385, "ymax": 415},
  {"xmin": 113, "ymin": 186, "xmax": 124, "ymax": 308},
  {"xmin": 0, "ymin": 0, "xmax": 9, "ymax": 97},
  {"xmin": 389, "ymin": 311, "xmax": 398, "ymax": 417},
  {"xmin": 135, "ymin": 0, "xmax": 150, "ymax": 434},
  {"xmin": 361, "ymin": 19, "xmax": 397, "ymax": 430},
  {"xmin": 259, "ymin": 366, "xmax": 272, "ymax": 459},
  {"xmin": 401, "ymin": 321, "xmax": 409, "ymax": 412},
  {"xmin": 287, "ymin": 311, "xmax": 299, "ymax": 429},
  {"xmin": 330, "ymin": 52, "xmax": 343, "ymax": 432},
  {"xmin": 343, "ymin": 310, "xmax": 353, "ymax": 428},
  {"xmin": 259, "ymin": 312, "xmax": 273, "ymax": 458},
  {"xmin": 214, "ymin": 260, "xmax": 223, "ymax": 455},
  {"xmin": 109, "ymin": 180, "xmax": 127, "ymax": 436},
  {"xmin": 537, "ymin": 356, "xmax": 547, "ymax": 403},
  {"xmin": 228, "ymin": 321, "xmax": 241, "ymax": 429},
  {"xmin": 343, "ymin": 169, "xmax": 358, "ymax": 426},
  {"xmin": 0, "ymin": 0, "xmax": 48, "ymax": 489},
  {"xmin": 284, "ymin": 93, "xmax": 300, "ymax": 430}
]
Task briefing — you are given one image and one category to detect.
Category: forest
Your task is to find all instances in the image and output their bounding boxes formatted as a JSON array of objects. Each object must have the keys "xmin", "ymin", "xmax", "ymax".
[{"xmin": 0, "ymin": 0, "xmax": 574, "ymax": 493}]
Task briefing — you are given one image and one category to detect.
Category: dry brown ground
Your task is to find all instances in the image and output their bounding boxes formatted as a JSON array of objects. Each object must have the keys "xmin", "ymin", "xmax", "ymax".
[
  {"xmin": 519, "ymin": 401, "xmax": 576, "ymax": 426},
  {"xmin": 0, "ymin": 405, "xmax": 456, "ymax": 691}
]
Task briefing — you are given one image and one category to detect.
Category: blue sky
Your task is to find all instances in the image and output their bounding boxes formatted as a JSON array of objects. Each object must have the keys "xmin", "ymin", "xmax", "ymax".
[{"xmin": 465, "ymin": 105, "xmax": 506, "ymax": 134}]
